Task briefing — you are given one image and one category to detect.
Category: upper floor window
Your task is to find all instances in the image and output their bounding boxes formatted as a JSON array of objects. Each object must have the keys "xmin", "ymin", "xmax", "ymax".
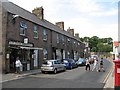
[
  {"xmin": 67, "ymin": 38, "xmax": 70, "ymax": 42},
  {"xmin": 20, "ymin": 21, "xmax": 27, "ymax": 36},
  {"xmin": 62, "ymin": 35, "xmax": 65, "ymax": 44},
  {"xmin": 57, "ymin": 34, "xmax": 59, "ymax": 43},
  {"xmin": 42, "ymin": 29, "xmax": 47, "ymax": 41},
  {"xmin": 33, "ymin": 25, "xmax": 38, "ymax": 38}
]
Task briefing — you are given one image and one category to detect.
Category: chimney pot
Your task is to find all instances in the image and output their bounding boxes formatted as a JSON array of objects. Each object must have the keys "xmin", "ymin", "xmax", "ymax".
[
  {"xmin": 56, "ymin": 22, "xmax": 64, "ymax": 30},
  {"xmin": 32, "ymin": 7, "xmax": 44, "ymax": 20},
  {"xmin": 75, "ymin": 33, "xmax": 79, "ymax": 38},
  {"xmin": 67, "ymin": 27, "xmax": 74, "ymax": 36}
]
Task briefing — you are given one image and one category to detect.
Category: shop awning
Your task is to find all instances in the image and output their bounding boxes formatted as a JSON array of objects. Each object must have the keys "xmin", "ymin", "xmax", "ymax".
[{"xmin": 20, "ymin": 46, "xmax": 43, "ymax": 50}]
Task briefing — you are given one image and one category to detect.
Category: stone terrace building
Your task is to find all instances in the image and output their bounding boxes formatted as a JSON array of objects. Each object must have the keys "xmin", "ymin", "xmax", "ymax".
[{"xmin": 0, "ymin": 1, "xmax": 85, "ymax": 73}]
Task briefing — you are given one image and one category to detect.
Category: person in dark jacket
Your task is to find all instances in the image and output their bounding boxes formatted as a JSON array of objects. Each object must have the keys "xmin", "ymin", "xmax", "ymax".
[{"xmin": 98, "ymin": 58, "xmax": 105, "ymax": 72}]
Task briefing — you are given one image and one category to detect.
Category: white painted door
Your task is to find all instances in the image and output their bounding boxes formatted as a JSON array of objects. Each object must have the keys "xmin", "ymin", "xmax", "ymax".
[
  {"xmin": 34, "ymin": 50, "xmax": 38, "ymax": 67},
  {"xmin": 63, "ymin": 50, "xmax": 65, "ymax": 59}
]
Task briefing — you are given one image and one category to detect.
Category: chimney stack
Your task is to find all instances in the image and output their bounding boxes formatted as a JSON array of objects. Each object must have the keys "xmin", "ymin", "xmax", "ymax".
[
  {"xmin": 56, "ymin": 22, "xmax": 64, "ymax": 30},
  {"xmin": 67, "ymin": 27, "xmax": 74, "ymax": 36},
  {"xmin": 75, "ymin": 33, "xmax": 79, "ymax": 38},
  {"xmin": 32, "ymin": 7, "xmax": 44, "ymax": 20}
]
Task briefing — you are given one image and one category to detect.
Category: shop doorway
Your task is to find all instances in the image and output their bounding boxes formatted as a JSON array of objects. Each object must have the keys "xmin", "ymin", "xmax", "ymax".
[{"xmin": 9, "ymin": 49, "xmax": 18, "ymax": 73}]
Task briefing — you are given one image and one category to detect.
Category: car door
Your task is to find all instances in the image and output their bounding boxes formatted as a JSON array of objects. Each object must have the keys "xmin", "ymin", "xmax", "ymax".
[{"xmin": 53, "ymin": 60, "xmax": 60, "ymax": 71}]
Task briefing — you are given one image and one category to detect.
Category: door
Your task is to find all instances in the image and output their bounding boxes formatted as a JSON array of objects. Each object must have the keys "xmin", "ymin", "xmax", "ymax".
[{"xmin": 34, "ymin": 50, "xmax": 38, "ymax": 67}]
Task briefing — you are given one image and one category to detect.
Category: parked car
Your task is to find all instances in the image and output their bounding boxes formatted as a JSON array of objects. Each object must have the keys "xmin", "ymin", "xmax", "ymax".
[
  {"xmin": 63, "ymin": 58, "xmax": 78, "ymax": 69},
  {"xmin": 41, "ymin": 60, "xmax": 66, "ymax": 74},
  {"xmin": 76, "ymin": 58, "xmax": 86, "ymax": 66}
]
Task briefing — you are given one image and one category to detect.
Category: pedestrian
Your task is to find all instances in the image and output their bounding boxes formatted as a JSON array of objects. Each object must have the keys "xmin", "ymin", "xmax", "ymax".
[
  {"xmin": 85, "ymin": 58, "xmax": 90, "ymax": 71},
  {"xmin": 15, "ymin": 57, "xmax": 22, "ymax": 74},
  {"xmin": 92, "ymin": 58, "xmax": 98, "ymax": 72},
  {"xmin": 98, "ymin": 58, "xmax": 105, "ymax": 72}
]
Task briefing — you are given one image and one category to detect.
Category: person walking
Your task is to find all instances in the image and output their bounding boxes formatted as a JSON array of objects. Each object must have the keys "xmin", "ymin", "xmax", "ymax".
[
  {"xmin": 92, "ymin": 58, "xmax": 98, "ymax": 72},
  {"xmin": 98, "ymin": 58, "xmax": 105, "ymax": 72},
  {"xmin": 85, "ymin": 58, "xmax": 90, "ymax": 71},
  {"xmin": 15, "ymin": 57, "xmax": 22, "ymax": 74}
]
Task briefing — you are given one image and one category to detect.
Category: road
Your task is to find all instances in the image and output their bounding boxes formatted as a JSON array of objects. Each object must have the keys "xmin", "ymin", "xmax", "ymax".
[{"xmin": 2, "ymin": 59, "xmax": 113, "ymax": 89}]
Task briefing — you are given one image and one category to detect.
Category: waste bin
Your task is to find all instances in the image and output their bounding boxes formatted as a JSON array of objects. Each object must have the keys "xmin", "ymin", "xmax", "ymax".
[
  {"xmin": 113, "ymin": 60, "xmax": 120, "ymax": 90},
  {"xmin": 20, "ymin": 65, "xmax": 23, "ymax": 71}
]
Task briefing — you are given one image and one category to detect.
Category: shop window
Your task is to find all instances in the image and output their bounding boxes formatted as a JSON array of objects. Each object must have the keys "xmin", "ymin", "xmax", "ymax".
[
  {"xmin": 20, "ymin": 21, "xmax": 27, "ymax": 36},
  {"xmin": 43, "ymin": 48, "xmax": 48, "ymax": 60},
  {"xmin": 33, "ymin": 25, "xmax": 38, "ymax": 38},
  {"xmin": 42, "ymin": 29, "xmax": 47, "ymax": 41}
]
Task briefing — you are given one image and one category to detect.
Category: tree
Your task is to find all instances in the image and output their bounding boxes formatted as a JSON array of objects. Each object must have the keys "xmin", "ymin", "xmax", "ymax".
[{"xmin": 80, "ymin": 36, "xmax": 113, "ymax": 52}]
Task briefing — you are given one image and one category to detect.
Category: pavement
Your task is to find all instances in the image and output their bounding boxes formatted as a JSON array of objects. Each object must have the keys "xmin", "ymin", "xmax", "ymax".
[
  {"xmin": 1, "ymin": 69, "xmax": 41, "ymax": 83},
  {"xmin": 1, "ymin": 59, "xmax": 115, "ymax": 89}
]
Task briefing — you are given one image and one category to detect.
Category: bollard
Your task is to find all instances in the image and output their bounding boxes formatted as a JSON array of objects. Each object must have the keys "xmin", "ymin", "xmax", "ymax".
[{"xmin": 113, "ymin": 60, "xmax": 120, "ymax": 90}]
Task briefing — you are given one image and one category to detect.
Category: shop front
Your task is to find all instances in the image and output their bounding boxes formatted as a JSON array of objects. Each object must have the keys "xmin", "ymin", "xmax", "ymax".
[{"xmin": 6, "ymin": 41, "xmax": 35, "ymax": 73}]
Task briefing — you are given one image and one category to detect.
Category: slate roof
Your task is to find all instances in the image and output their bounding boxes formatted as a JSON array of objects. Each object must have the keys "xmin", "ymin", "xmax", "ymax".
[{"xmin": 2, "ymin": 0, "xmax": 83, "ymax": 43}]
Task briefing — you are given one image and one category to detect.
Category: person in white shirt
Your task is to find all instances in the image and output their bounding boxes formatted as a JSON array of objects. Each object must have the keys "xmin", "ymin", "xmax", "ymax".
[
  {"xmin": 15, "ymin": 57, "xmax": 22, "ymax": 74},
  {"xmin": 92, "ymin": 58, "xmax": 98, "ymax": 72},
  {"xmin": 85, "ymin": 58, "xmax": 90, "ymax": 71}
]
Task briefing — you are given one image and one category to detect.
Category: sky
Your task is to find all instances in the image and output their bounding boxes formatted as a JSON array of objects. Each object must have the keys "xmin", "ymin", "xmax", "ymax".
[{"xmin": 7, "ymin": 0, "xmax": 119, "ymax": 41}]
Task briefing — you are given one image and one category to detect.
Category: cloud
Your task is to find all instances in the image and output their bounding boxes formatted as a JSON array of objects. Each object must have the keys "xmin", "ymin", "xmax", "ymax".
[
  {"xmin": 90, "ymin": 8, "xmax": 118, "ymax": 16},
  {"xmin": 71, "ymin": 0, "xmax": 101, "ymax": 13},
  {"xmin": 63, "ymin": 17, "xmax": 118, "ymax": 40},
  {"xmin": 71, "ymin": 0, "xmax": 118, "ymax": 17}
]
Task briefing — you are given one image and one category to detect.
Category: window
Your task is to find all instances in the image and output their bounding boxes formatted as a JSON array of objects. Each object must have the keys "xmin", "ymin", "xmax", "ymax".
[
  {"xmin": 57, "ymin": 34, "xmax": 59, "ymax": 43},
  {"xmin": 62, "ymin": 35, "xmax": 65, "ymax": 44},
  {"xmin": 33, "ymin": 25, "xmax": 38, "ymax": 38},
  {"xmin": 43, "ymin": 48, "xmax": 48, "ymax": 60},
  {"xmin": 42, "ymin": 29, "xmax": 47, "ymax": 41},
  {"xmin": 20, "ymin": 21, "xmax": 27, "ymax": 36},
  {"xmin": 67, "ymin": 38, "xmax": 70, "ymax": 42}
]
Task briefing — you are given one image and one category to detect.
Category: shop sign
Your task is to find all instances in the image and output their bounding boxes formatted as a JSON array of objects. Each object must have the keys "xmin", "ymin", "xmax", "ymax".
[
  {"xmin": 24, "ymin": 38, "xmax": 28, "ymax": 44},
  {"xmin": 9, "ymin": 41, "xmax": 33, "ymax": 47}
]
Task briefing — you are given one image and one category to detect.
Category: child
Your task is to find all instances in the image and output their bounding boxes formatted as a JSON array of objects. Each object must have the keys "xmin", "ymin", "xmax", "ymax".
[{"xmin": 98, "ymin": 58, "xmax": 105, "ymax": 72}]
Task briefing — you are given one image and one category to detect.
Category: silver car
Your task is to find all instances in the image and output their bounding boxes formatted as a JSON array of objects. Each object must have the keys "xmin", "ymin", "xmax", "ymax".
[{"xmin": 41, "ymin": 60, "xmax": 66, "ymax": 74}]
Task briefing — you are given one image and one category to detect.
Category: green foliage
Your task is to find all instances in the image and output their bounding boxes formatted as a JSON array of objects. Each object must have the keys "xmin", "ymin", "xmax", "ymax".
[{"xmin": 80, "ymin": 36, "xmax": 113, "ymax": 52}]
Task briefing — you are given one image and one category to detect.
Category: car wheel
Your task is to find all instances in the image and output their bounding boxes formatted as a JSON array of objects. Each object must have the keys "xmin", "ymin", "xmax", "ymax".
[
  {"xmin": 64, "ymin": 67, "xmax": 66, "ymax": 71},
  {"xmin": 54, "ymin": 69, "xmax": 57, "ymax": 74},
  {"xmin": 41, "ymin": 71, "xmax": 45, "ymax": 73}
]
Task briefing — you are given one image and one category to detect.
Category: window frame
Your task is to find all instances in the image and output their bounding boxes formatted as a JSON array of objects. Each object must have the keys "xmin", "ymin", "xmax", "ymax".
[
  {"xmin": 33, "ymin": 25, "xmax": 38, "ymax": 38},
  {"xmin": 19, "ymin": 21, "xmax": 27, "ymax": 36},
  {"xmin": 57, "ymin": 34, "xmax": 59, "ymax": 43},
  {"xmin": 42, "ymin": 29, "xmax": 47, "ymax": 41}
]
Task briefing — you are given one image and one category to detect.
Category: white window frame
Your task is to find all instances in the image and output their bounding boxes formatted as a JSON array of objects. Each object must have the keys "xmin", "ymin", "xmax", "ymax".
[
  {"xmin": 33, "ymin": 25, "xmax": 38, "ymax": 38},
  {"xmin": 20, "ymin": 21, "xmax": 27, "ymax": 36},
  {"xmin": 43, "ymin": 29, "xmax": 47, "ymax": 41}
]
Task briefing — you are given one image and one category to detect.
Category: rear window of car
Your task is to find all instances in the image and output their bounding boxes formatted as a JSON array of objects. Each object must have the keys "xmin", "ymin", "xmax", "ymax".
[
  {"xmin": 43, "ymin": 61, "xmax": 53, "ymax": 65},
  {"xmin": 63, "ymin": 60, "xmax": 69, "ymax": 63}
]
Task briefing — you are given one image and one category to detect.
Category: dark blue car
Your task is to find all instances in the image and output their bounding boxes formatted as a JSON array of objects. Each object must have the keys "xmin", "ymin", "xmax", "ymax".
[{"xmin": 63, "ymin": 58, "xmax": 78, "ymax": 69}]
